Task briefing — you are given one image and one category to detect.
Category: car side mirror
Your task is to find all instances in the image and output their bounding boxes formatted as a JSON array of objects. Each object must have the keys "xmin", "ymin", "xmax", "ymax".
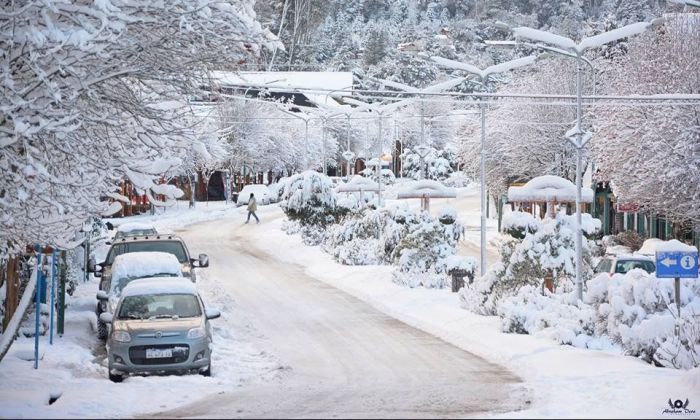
[
  {"xmin": 198, "ymin": 254, "xmax": 209, "ymax": 268},
  {"xmin": 88, "ymin": 258, "xmax": 97, "ymax": 272},
  {"xmin": 205, "ymin": 309, "xmax": 221, "ymax": 320},
  {"xmin": 99, "ymin": 312, "xmax": 113, "ymax": 324},
  {"xmin": 96, "ymin": 291, "xmax": 109, "ymax": 301}
]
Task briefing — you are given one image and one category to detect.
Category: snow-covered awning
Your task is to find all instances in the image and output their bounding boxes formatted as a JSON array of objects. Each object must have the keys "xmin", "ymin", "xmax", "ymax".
[
  {"xmin": 336, "ymin": 175, "xmax": 382, "ymax": 192},
  {"xmin": 507, "ymin": 175, "xmax": 593, "ymax": 203},
  {"xmin": 397, "ymin": 180, "xmax": 456, "ymax": 199}
]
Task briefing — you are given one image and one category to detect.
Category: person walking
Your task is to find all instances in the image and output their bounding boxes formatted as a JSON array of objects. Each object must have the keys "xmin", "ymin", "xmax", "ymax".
[{"xmin": 245, "ymin": 193, "xmax": 260, "ymax": 224}]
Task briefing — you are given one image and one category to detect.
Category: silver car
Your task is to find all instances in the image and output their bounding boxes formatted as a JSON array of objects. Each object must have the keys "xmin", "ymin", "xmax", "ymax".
[{"xmin": 100, "ymin": 277, "xmax": 220, "ymax": 382}]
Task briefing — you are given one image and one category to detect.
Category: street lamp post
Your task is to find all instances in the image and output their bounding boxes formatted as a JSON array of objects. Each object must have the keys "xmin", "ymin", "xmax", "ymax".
[
  {"xmin": 430, "ymin": 55, "xmax": 539, "ymax": 277},
  {"xmin": 509, "ymin": 20, "xmax": 661, "ymax": 301}
]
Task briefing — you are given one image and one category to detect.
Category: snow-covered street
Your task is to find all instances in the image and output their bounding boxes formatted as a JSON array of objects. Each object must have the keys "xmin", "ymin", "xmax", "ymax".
[{"xmin": 158, "ymin": 209, "xmax": 525, "ymax": 418}]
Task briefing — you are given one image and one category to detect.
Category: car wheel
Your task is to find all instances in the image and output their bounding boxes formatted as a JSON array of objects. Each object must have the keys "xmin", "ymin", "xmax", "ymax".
[
  {"xmin": 109, "ymin": 372, "xmax": 124, "ymax": 383},
  {"xmin": 200, "ymin": 362, "xmax": 211, "ymax": 377},
  {"xmin": 96, "ymin": 306, "xmax": 108, "ymax": 340}
]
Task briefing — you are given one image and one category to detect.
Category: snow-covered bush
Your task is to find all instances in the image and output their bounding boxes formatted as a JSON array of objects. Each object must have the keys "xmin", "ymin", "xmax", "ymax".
[
  {"xmin": 443, "ymin": 171, "xmax": 471, "ymax": 188},
  {"xmin": 485, "ymin": 267, "xmax": 700, "ymax": 369},
  {"xmin": 461, "ymin": 211, "xmax": 599, "ymax": 315},
  {"xmin": 391, "ymin": 209, "xmax": 464, "ymax": 289},
  {"xmin": 323, "ymin": 208, "xmax": 405, "ymax": 265},
  {"xmin": 281, "ymin": 171, "xmax": 348, "ymax": 245},
  {"xmin": 502, "ymin": 211, "xmax": 539, "ymax": 239},
  {"xmin": 400, "ymin": 147, "xmax": 456, "ymax": 181},
  {"xmin": 359, "ymin": 168, "xmax": 396, "ymax": 185}
]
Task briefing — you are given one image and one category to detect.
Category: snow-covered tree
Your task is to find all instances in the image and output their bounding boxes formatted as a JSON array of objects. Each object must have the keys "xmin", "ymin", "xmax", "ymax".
[
  {"xmin": 0, "ymin": 0, "xmax": 273, "ymax": 256},
  {"xmin": 591, "ymin": 13, "xmax": 700, "ymax": 224}
]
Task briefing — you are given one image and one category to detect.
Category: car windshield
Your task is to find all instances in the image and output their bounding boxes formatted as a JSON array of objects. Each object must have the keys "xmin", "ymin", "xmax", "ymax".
[
  {"xmin": 106, "ymin": 241, "xmax": 188, "ymax": 264},
  {"xmin": 115, "ymin": 229, "xmax": 156, "ymax": 239},
  {"xmin": 117, "ymin": 294, "xmax": 202, "ymax": 320},
  {"xmin": 616, "ymin": 260, "xmax": 655, "ymax": 274},
  {"xmin": 595, "ymin": 258, "xmax": 613, "ymax": 273},
  {"xmin": 110, "ymin": 273, "xmax": 179, "ymax": 295}
]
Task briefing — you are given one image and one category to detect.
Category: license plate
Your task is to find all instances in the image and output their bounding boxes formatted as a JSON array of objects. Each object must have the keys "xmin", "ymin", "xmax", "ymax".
[{"xmin": 146, "ymin": 348, "xmax": 172, "ymax": 359}]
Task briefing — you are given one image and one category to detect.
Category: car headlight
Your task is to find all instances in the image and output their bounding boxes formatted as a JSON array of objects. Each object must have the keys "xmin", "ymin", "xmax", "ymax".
[
  {"xmin": 113, "ymin": 331, "xmax": 131, "ymax": 343},
  {"xmin": 187, "ymin": 327, "xmax": 206, "ymax": 339}
]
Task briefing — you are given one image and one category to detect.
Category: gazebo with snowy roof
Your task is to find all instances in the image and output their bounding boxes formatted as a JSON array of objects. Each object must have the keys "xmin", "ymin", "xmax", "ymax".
[
  {"xmin": 397, "ymin": 180, "xmax": 457, "ymax": 212},
  {"xmin": 507, "ymin": 175, "xmax": 593, "ymax": 218}
]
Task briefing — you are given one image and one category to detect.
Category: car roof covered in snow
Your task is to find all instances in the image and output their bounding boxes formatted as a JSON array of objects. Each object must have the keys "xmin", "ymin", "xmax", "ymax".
[
  {"xmin": 121, "ymin": 277, "xmax": 197, "ymax": 298},
  {"xmin": 112, "ymin": 252, "xmax": 182, "ymax": 281}
]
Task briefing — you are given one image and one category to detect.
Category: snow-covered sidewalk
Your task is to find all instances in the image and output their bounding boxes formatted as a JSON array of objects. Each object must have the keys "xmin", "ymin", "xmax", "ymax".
[{"xmin": 252, "ymin": 211, "xmax": 700, "ymax": 419}]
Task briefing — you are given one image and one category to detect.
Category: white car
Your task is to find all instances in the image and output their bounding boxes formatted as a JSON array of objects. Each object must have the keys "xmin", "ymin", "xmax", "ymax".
[
  {"xmin": 96, "ymin": 251, "xmax": 184, "ymax": 340},
  {"xmin": 236, "ymin": 184, "xmax": 271, "ymax": 207}
]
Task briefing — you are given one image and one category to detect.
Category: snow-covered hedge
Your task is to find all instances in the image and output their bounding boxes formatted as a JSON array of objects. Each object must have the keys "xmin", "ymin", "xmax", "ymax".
[
  {"xmin": 323, "ymin": 208, "xmax": 404, "ymax": 265},
  {"xmin": 391, "ymin": 208, "xmax": 464, "ymax": 289},
  {"xmin": 281, "ymin": 171, "xmax": 348, "ymax": 245},
  {"xmin": 495, "ymin": 271, "xmax": 700, "ymax": 369}
]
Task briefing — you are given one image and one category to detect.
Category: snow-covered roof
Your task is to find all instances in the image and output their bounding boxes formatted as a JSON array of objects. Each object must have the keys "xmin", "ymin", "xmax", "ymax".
[
  {"xmin": 636, "ymin": 238, "xmax": 665, "ymax": 256},
  {"xmin": 121, "ymin": 277, "xmax": 197, "ymax": 298},
  {"xmin": 336, "ymin": 175, "xmax": 382, "ymax": 192},
  {"xmin": 507, "ymin": 175, "xmax": 593, "ymax": 203},
  {"xmin": 116, "ymin": 222, "xmax": 157, "ymax": 233},
  {"xmin": 211, "ymin": 71, "xmax": 353, "ymax": 107},
  {"xmin": 656, "ymin": 239, "xmax": 698, "ymax": 253},
  {"xmin": 397, "ymin": 180, "xmax": 456, "ymax": 199},
  {"xmin": 112, "ymin": 252, "xmax": 183, "ymax": 282}
]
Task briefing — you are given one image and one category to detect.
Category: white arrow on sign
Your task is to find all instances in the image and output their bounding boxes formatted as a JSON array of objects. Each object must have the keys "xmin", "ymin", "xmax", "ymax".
[{"xmin": 660, "ymin": 258, "xmax": 677, "ymax": 268}]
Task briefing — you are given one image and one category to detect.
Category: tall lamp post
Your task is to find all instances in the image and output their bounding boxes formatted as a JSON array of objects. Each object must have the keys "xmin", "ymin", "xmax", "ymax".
[
  {"xmin": 429, "ymin": 55, "xmax": 539, "ymax": 277},
  {"xmin": 504, "ymin": 20, "xmax": 663, "ymax": 300}
]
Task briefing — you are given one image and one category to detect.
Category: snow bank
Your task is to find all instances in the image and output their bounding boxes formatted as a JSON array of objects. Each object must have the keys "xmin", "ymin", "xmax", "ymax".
[
  {"xmin": 507, "ymin": 175, "xmax": 593, "ymax": 203},
  {"xmin": 336, "ymin": 175, "xmax": 381, "ymax": 192},
  {"xmin": 111, "ymin": 252, "xmax": 182, "ymax": 283},
  {"xmin": 656, "ymin": 239, "xmax": 697, "ymax": 253}
]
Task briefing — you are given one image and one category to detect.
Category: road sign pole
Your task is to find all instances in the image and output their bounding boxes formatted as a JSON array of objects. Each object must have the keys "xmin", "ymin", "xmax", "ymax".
[
  {"xmin": 57, "ymin": 251, "xmax": 66, "ymax": 336},
  {"xmin": 675, "ymin": 277, "xmax": 681, "ymax": 336},
  {"xmin": 49, "ymin": 249, "xmax": 56, "ymax": 345},
  {"xmin": 34, "ymin": 245, "xmax": 42, "ymax": 370}
]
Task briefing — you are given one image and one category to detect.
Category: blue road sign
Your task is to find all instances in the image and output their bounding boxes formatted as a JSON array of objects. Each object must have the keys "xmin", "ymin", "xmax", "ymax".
[{"xmin": 656, "ymin": 250, "xmax": 699, "ymax": 278}]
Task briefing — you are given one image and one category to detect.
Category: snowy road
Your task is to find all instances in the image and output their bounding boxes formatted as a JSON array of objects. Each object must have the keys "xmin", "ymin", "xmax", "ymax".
[{"xmin": 158, "ymin": 212, "xmax": 527, "ymax": 418}]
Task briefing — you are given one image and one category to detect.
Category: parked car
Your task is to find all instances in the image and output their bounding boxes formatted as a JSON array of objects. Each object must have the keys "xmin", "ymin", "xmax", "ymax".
[
  {"xmin": 235, "ymin": 184, "xmax": 271, "ymax": 207},
  {"xmin": 113, "ymin": 223, "xmax": 158, "ymax": 241},
  {"xmin": 95, "ymin": 252, "xmax": 183, "ymax": 340},
  {"xmin": 89, "ymin": 234, "xmax": 209, "ymax": 294},
  {"xmin": 100, "ymin": 277, "xmax": 221, "ymax": 382},
  {"xmin": 594, "ymin": 255, "xmax": 656, "ymax": 276}
]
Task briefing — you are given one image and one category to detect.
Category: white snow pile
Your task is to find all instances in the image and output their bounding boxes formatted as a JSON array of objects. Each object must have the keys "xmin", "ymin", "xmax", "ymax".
[
  {"xmin": 111, "ymin": 252, "xmax": 182, "ymax": 285},
  {"xmin": 656, "ymin": 239, "xmax": 698, "ymax": 253},
  {"xmin": 507, "ymin": 175, "xmax": 593, "ymax": 203},
  {"xmin": 237, "ymin": 184, "xmax": 272, "ymax": 206},
  {"xmin": 396, "ymin": 179, "xmax": 456, "ymax": 199},
  {"xmin": 336, "ymin": 175, "xmax": 382, "ymax": 192}
]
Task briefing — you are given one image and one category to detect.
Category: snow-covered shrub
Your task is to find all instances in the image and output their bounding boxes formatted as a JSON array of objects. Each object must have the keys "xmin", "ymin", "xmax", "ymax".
[
  {"xmin": 359, "ymin": 168, "xmax": 396, "ymax": 185},
  {"xmin": 323, "ymin": 208, "xmax": 405, "ymax": 265},
  {"xmin": 459, "ymin": 239, "xmax": 516, "ymax": 315},
  {"xmin": 281, "ymin": 171, "xmax": 348, "ymax": 245},
  {"xmin": 604, "ymin": 231, "xmax": 646, "ymax": 253},
  {"xmin": 391, "ymin": 209, "xmax": 463, "ymax": 288},
  {"xmin": 498, "ymin": 284, "xmax": 596, "ymax": 343},
  {"xmin": 400, "ymin": 147, "xmax": 456, "ymax": 181},
  {"xmin": 443, "ymin": 171, "xmax": 471, "ymax": 188},
  {"xmin": 586, "ymin": 271, "xmax": 700, "ymax": 368},
  {"xmin": 502, "ymin": 211, "xmax": 539, "ymax": 239}
]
